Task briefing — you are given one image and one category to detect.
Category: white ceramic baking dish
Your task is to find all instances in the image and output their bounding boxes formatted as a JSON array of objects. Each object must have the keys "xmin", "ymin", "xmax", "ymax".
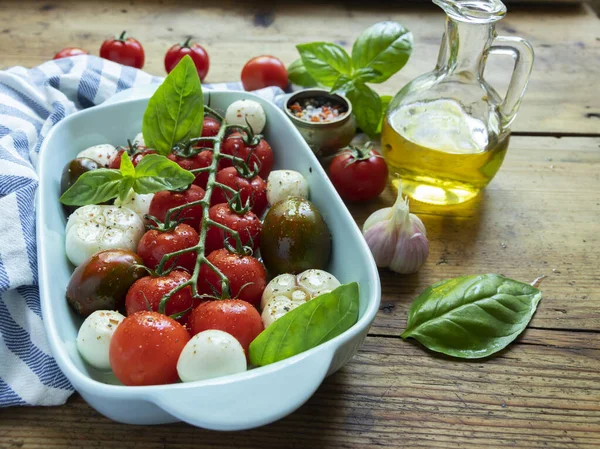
[{"xmin": 37, "ymin": 89, "xmax": 381, "ymax": 430}]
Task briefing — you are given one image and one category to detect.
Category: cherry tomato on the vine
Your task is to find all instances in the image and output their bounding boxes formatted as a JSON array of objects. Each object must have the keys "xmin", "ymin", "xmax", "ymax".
[
  {"xmin": 109, "ymin": 311, "xmax": 190, "ymax": 386},
  {"xmin": 100, "ymin": 31, "xmax": 145, "ymax": 69},
  {"xmin": 137, "ymin": 223, "xmax": 199, "ymax": 273},
  {"xmin": 205, "ymin": 203, "xmax": 261, "ymax": 255},
  {"xmin": 199, "ymin": 249, "xmax": 267, "ymax": 307},
  {"xmin": 53, "ymin": 47, "xmax": 89, "ymax": 60},
  {"xmin": 221, "ymin": 132, "xmax": 274, "ymax": 179},
  {"xmin": 188, "ymin": 299, "xmax": 263, "ymax": 354},
  {"xmin": 167, "ymin": 150, "xmax": 213, "ymax": 190},
  {"xmin": 329, "ymin": 146, "xmax": 389, "ymax": 202},
  {"xmin": 149, "ymin": 184, "xmax": 205, "ymax": 230},
  {"xmin": 241, "ymin": 55, "xmax": 288, "ymax": 91},
  {"xmin": 211, "ymin": 167, "xmax": 268, "ymax": 217},
  {"xmin": 108, "ymin": 147, "xmax": 155, "ymax": 169},
  {"xmin": 126, "ymin": 270, "xmax": 196, "ymax": 324},
  {"xmin": 165, "ymin": 37, "xmax": 210, "ymax": 81},
  {"xmin": 198, "ymin": 116, "xmax": 221, "ymax": 149}
]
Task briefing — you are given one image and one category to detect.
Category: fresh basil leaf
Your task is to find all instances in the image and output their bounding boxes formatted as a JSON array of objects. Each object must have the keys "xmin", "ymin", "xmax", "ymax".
[
  {"xmin": 353, "ymin": 67, "xmax": 382, "ymax": 83},
  {"xmin": 401, "ymin": 274, "xmax": 542, "ymax": 359},
  {"xmin": 377, "ymin": 95, "xmax": 393, "ymax": 134},
  {"xmin": 345, "ymin": 83, "xmax": 382, "ymax": 137},
  {"xmin": 330, "ymin": 75, "xmax": 354, "ymax": 96},
  {"xmin": 142, "ymin": 55, "xmax": 204, "ymax": 156},
  {"xmin": 287, "ymin": 59, "xmax": 318, "ymax": 87},
  {"xmin": 59, "ymin": 169, "xmax": 123, "ymax": 206},
  {"xmin": 118, "ymin": 176, "xmax": 135, "ymax": 202},
  {"xmin": 249, "ymin": 282, "xmax": 359, "ymax": 366},
  {"xmin": 132, "ymin": 154, "xmax": 195, "ymax": 194},
  {"xmin": 297, "ymin": 42, "xmax": 353, "ymax": 87},
  {"xmin": 352, "ymin": 21, "xmax": 413, "ymax": 84},
  {"xmin": 119, "ymin": 152, "xmax": 135, "ymax": 177}
]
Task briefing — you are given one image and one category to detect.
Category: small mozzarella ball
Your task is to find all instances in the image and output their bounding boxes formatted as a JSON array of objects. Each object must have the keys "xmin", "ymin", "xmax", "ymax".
[
  {"xmin": 266, "ymin": 170, "xmax": 309, "ymax": 206},
  {"xmin": 297, "ymin": 269, "xmax": 341, "ymax": 298},
  {"xmin": 65, "ymin": 205, "xmax": 145, "ymax": 266},
  {"xmin": 177, "ymin": 330, "xmax": 247, "ymax": 382},
  {"xmin": 77, "ymin": 144, "xmax": 117, "ymax": 167},
  {"xmin": 261, "ymin": 295, "xmax": 306, "ymax": 328},
  {"xmin": 132, "ymin": 132, "xmax": 145, "ymax": 147},
  {"xmin": 77, "ymin": 310, "xmax": 125, "ymax": 370},
  {"xmin": 113, "ymin": 190, "xmax": 154, "ymax": 220},
  {"xmin": 260, "ymin": 273, "xmax": 310, "ymax": 310},
  {"xmin": 225, "ymin": 99, "xmax": 266, "ymax": 134}
]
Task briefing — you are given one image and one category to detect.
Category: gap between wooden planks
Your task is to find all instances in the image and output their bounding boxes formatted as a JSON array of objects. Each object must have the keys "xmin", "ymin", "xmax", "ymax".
[{"xmin": 0, "ymin": 0, "xmax": 598, "ymax": 134}]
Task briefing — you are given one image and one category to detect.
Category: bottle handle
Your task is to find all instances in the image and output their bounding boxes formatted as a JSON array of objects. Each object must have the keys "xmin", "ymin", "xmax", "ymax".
[{"xmin": 485, "ymin": 35, "xmax": 534, "ymax": 128}]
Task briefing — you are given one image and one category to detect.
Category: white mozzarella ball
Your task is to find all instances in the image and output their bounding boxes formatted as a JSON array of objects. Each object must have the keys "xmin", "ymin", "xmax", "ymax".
[
  {"xmin": 77, "ymin": 144, "xmax": 117, "ymax": 167},
  {"xmin": 261, "ymin": 295, "xmax": 308, "ymax": 328},
  {"xmin": 65, "ymin": 205, "xmax": 145, "ymax": 266},
  {"xmin": 113, "ymin": 190, "xmax": 154, "ymax": 220},
  {"xmin": 132, "ymin": 132, "xmax": 145, "ymax": 147},
  {"xmin": 297, "ymin": 269, "xmax": 341, "ymax": 298},
  {"xmin": 266, "ymin": 170, "xmax": 309, "ymax": 206},
  {"xmin": 260, "ymin": 273, "xmax": 297, "ymax": 310},
  {"xmin": 177, "ymin": 330, "xmax": 247, "ymax": 382},
  {"xmin": 225, "ymin": 99, "xmax": 267, "ymax": 134},
  {"xmin": 76, "ymin": 310, "xmax": 125, "ymax": 371}
]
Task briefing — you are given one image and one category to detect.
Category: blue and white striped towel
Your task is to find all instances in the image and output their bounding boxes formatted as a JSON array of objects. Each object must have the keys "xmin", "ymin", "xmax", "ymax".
[{"xmin": 0, "ymin": 55, "xmax": 284, "ymax": 407}]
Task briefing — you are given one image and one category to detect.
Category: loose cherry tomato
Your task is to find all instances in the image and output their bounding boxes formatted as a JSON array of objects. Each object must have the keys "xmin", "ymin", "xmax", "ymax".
[
  {"xmin": 164, "ymin": 37, "xmax": 210, "ymax": 81},
  {"xmin": 109, "ymin": 311, "xmax": 190, "ymax": 386},
  {"xmin": 241, "ymin": 55, "xmax": 288, "ymax": 91},
  {"xmin": 221, "ymin": 132, "xmax": 274, "ymax": 179},
  {"xmin": 126, "ymin": 270, "xmax": 195, "ymax": 324},
  {"xmin": 149, "ymin": 184, "xmax": 205, "ymax": 230},
  {"xmin": 53, "ymin": 47, "xmax": 89, "ymax": 60},
  {"xmin": 188, "ymin": 299, "xmax": 263, "ymax": 354},
  {"xmin": 205, "ymin": 203, "xmax": 261, "ymax": 255},
  {"xmin": 167, "ymin": 150, "xmax": 213, "ymax": 190},
  {"xmin": 199, "ymin": 249, "xmax": 267, "ymax": 307},
  {"xmin": 329, "ymin": 145, "xmax": 389, "ymax": 202},
  {"xmin": 137, "ymin": 223, "xmax": 199, "ymax": 273},
  {"xmin": 100, "ymin": 31, "xmax": 145, "ymax": 69},
  {"xmin": 211, "ymin": 167, "xmax": 267, "ymax": 217},
  {"xmin": 108, "ymin": 147, "xmax": 156, "ymax": 169}
]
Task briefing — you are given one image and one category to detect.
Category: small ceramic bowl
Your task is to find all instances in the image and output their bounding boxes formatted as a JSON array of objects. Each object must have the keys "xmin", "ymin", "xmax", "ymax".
[{"xmin": 284, "ymin": 88, "xmax": 356, "ymax": 157}]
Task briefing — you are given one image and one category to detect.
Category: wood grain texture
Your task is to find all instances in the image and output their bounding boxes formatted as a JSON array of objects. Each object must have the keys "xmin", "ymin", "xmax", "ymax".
[{"xmin": 0, "ymin": 0, "xmax": 598, "ymax": 134}]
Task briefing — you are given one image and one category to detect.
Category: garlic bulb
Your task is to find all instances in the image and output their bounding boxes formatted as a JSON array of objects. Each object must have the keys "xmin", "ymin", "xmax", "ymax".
[{"xmin": 362, "ymin": 188, "xmax": 428, "ymax": 274}]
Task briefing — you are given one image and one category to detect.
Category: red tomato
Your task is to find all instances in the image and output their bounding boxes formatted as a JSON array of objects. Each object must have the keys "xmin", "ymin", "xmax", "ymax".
[
  {"xmin": 137, "ymin": 224, "xmax": 199, "ymax": 273},
  {"xmin": 198, "ymin": 116, "xmax": 221, "ymax": 149},
  {"xmin": 221, "ymin": 132, "xmax": 274, "ymax": 179},
  {"xmin": 188, "ymin": 299, "xmax": 263, "ymax": 354},
  {"xmin": 241, "ymin": 55, "xmax": 288, "ymax": 91},
  {"xmin": 164, "ymin": 37, "xmax": 210, "ymax": 81},
  {"xmin": 109, "ymin": 311, "xmax": 190, "ymax": 386},
  {"xmin": 149, "ymin": 184, "xmax": 205, "ymax": 230},
  {"xmin": 100, "ymin": 31, "xmax": 145, "ymax": 69},
  {"xmin": 126, "ymin": 270, "xmax": 195, "ymax": 324},
  {"xmin": 167, "ymin": 150, "xmax": 213, "ymax": 189},
  {"xmin": 329, "ymin": 147, "xmax": 389, "ymax": 202},
  {"xmin": 53, "ymin": 47, "xmax": 89, "ymax": 60},
  {"xmin": 205, "ymin": 203, "xmax": 261, "ymax": 255},
  {"xmin": 211, "ymin": 167, "xmax": 267, "ymax": 217},
  {"xmin": 199, "ymin": 249, "xmax": 267, "ymax": 307},
  {"xmin": 108, "ymin": 148, "xmax": 155, "ymax": 169}
]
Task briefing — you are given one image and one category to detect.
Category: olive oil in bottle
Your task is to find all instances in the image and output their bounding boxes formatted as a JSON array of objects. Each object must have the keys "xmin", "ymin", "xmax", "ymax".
[{"xmin": 381, "ymin": 99, "xmax": 510, "ymax": 205}]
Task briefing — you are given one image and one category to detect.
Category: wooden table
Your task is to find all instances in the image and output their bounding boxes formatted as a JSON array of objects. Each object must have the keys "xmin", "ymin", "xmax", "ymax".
[{"xmin": 1, "ymin": 1, "xmax": 599, "ymax": 447}]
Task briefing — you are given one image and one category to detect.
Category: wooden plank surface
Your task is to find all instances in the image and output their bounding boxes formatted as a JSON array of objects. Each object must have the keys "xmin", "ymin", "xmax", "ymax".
[
  {"xmin": 1, "ymin": 0, "xmax": 600, "ymax": 448},
  {"xmin": 0, "ymin": 0, "xmax": 599, "ymax": 134}
]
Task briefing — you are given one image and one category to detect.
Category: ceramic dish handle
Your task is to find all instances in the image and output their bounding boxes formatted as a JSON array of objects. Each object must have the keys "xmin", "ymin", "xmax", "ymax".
[{"xmin": 150, "ymin": 347, "xmax": 334, "ymax": 431}]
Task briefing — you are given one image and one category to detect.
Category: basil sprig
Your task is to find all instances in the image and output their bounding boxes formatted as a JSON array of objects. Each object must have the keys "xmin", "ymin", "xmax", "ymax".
[
  {"xmin": 292, "ymin": 21, "xmax": 413, "ymax": 136},
  {"xmin": 60, "ymin": 153, "xmax": 194, "ymax": 206},
  {"xmin": 249, "ymin": 282, "xmax": 359, "ymax": 366},
  {"xmin": 402, "ymin": 274, "xmax": 543, "ymax": 359},
  {"xmin": 142, "ymin": 54, "xmax": 204, "ymax": 156}
]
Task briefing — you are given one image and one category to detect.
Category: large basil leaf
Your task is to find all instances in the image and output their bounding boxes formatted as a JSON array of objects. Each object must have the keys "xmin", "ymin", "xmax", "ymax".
[
  {"xmin": 344, "ymin": 82, "xmax": 382, "ymax": 138},
  {"xmin": 401, "ymin": 274, "xmax": 542, "ymax": 359},
  {"xmin": 287, "ymin": 59, "xmax": 317, "ymax": 87},
  {"xmin": 142, "ymin": 55, "xmax": 204, "ymax": 155},
  {"xmin": 60, "ymin": 169, "xmax": 123, "ymax": 206},
  {"xmin": 352, "ymin": 21, "xmax": 413, "ymax": 84},
  {"xmin": 297, "ymin": 42, "xmax": 353, "ymax": 87},
  {"xmin": 132, "ymin": 154, "xmax": 195, "ymax": 194},
  {"xmin": 249, "ymin": 282, "xmax": 359, "ymax": 366}
]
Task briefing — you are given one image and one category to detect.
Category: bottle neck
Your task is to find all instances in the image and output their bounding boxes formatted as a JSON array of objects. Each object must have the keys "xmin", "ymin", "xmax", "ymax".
[{"xmin": 436, "ymin": 18, "xmax": 495, "ymax": 77}]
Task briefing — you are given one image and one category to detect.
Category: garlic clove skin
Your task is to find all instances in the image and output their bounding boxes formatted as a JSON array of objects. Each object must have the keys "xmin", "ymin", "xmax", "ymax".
[
  {"xmin": 363, "ymin": 220, "xmax": 398, "ymax": 268},
  {"xmin": 389, "ymin": 216, "xmax": 429, "ymax": 274}
]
